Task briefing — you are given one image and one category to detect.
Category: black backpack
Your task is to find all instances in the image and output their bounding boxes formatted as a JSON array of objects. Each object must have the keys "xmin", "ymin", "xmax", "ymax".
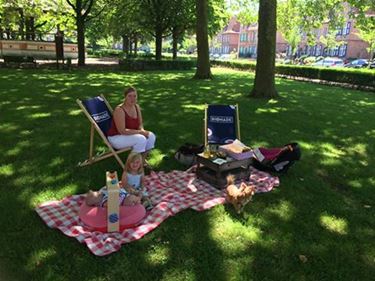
[
  {"xmin": 252, "ymin": 142, "xmax": 301, "ymax": 173},
  {"xmin": 174, "ymin": 143, "xmax": 204, "ymax": 166}
]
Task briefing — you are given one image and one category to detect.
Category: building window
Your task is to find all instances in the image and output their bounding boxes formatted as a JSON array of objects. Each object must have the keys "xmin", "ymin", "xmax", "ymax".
[
  {"xmin": 334, "ymin": 46, "xmax": 339, "ymax": 56},
  {"xmin": 339, "ymin": 44, "xmax": 347, "ymax": 57},
  {"xmin": 311, "ymin": 45, "xmax": 316, "ymax": 55},
  {"xmin": 316, "ymin": 29, "xmax": 320, "ymax": 39},
  {"xmin": 253, "ymin": 32, "xmax": 256, "ymax": 42},
  {"xmin": 336, "ymin": 27, "xmax": 342, "ymax": 36},
  {"xmin": 344, "ymin": 22, "xmax": 351, "ymax": 35},
  {"xmin": 316, "ymin": 45, "xmax": 322, "ymax": 56}
]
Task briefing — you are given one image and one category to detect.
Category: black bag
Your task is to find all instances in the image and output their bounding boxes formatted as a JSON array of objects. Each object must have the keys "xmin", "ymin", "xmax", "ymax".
[
  {"xmin": 175, "ymin": 143, "xmax": 204, "ymax": 166},
  {"xmin": 252, "ymin": 142, "xmax": 301, "ymax": 173}
]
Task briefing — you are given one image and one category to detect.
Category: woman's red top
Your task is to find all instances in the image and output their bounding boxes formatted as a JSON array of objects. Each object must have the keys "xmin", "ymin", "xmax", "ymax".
[{"xmin": 107, "ymin": 106, "xmax": 140, "ymax": 136}]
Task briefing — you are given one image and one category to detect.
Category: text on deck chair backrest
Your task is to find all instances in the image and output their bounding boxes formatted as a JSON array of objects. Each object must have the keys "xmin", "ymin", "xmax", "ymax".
[
  {"xmin": 82, "ymin": 96, "xmax": 112, "ymax": 136},
  {"xmin": 206, "ymin": 104, "xmax": 238, "ymax": 145}
]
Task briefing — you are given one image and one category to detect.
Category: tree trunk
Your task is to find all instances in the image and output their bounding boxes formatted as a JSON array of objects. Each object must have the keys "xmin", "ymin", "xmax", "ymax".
[
  {"xmin": 134, "ymin": 36, "xmax": 138, "ymax": 56},
  {"xmin": 77, "ymin": 16, "xmax": 86, "ymax": 66},
  {"xmin": 129, "ymin": 38, "xmax": 133, "ymax": 55},
  {"xmin": 172, "ymin": 27, "xmax": 179, "ymax": 60},
  {"xmin": 194, "ymin": 0, "xmax": 212, "ymax": 79},
  {"xmin": 122, "ymin": 35, "xmax": 129, "ymax": 57},
  {"xmin": 250, "ymin": 0, "xmax": 278, "ymax": 98},
  {"xmin": 155, "ymin": 27, "xmax": 163, "ymax": 60},
  {"xmin": 18, "ymin": 8, "xmax": 25, "ymax": 40},
  {"xmin": 25, "ymin": 17, "xmax": 35, "ymax": 40}
]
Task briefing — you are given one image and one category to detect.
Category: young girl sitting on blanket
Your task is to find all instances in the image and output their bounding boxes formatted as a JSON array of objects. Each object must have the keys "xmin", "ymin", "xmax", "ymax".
[{"xmin": 121, "ymin": 152, "xmax": 153, "ymax": 210}]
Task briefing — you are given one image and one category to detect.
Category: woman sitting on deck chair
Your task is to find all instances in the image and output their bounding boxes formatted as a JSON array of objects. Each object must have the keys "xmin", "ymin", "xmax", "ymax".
[{"xmin": 107, "ymin": 87, "xmax": 156, "ymax": 163}]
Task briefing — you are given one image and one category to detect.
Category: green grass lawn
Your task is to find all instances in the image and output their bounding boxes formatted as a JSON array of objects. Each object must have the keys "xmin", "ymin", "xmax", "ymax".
[{"xmin": 1, "ymin": 67, "xmax": 374, "ymax": 280}]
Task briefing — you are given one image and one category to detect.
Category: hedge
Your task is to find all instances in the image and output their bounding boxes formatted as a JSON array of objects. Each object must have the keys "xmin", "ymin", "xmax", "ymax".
[
  {"xmin": 211, "ymin": 60, "xmax": 375, "ymax": 88},
  {"xmin": 119, "ymin": 59, "xmax": 196, "ymax": 71}
]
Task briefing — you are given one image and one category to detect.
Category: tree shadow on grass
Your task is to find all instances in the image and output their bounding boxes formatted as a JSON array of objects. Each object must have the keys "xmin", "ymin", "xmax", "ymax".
[{"xmin": 0, "ymin": 68, "xmax": 374, "ymax": 280}]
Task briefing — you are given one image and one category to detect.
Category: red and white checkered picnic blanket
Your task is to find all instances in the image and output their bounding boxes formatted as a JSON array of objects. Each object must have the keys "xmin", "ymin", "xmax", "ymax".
[{"xmin": 36, "ymin": 168, "xmax": 279, "ymax": 256}]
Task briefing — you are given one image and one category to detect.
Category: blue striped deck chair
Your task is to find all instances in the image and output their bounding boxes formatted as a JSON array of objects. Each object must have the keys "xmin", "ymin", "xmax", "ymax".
[
  {"xmin": 76, "ymin": 95, "xmax": 130, "ymax": 168},
  {"xmin": 204, "ymin": 104, "xmax": 241, "ymax": 146}
]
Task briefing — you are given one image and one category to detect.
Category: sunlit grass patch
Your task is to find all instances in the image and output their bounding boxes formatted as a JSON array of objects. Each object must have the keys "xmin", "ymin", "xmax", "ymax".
[
  {"xmin": 30, "ymin": 112, "xmax": 51, "ymax": 119},
  {"xmin": 145, "ymin": 244, "xmax": 170, "ymax": 266},
  {"xmin": 211, "ymin": 215, "xmax": 261, "ymax": 252},
  {"xmin": 265, "ymin": 200, "xmax": 295, "ymax": 221},
  {"xmin": 26, "ymin": 248, "xmax": 57, "ymax": 272},
  {"xmin": 320, "ymin": 213, "xmax": 348, "ymax": 235},
  {"xmin": 0, "ymin": 164, "xmax": 14, "ymax": 177}
]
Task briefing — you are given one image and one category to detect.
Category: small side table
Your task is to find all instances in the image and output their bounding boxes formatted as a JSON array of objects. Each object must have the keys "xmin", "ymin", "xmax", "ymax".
[{"xmin": 196, "ymin": 153, "xmax": 252, "ymax": 189}]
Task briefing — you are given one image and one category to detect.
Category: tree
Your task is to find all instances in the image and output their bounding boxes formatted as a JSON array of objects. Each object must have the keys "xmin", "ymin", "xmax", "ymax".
[
  {"xmin": 230, "ymin": 0, "xmax": 347, "ymax": 98},
  {"xmin": 85, "ymin": 1, "xmax": 110, "ymax": 50},
  {"xmin": 356, "ymin": 18, "xmax": 375, "ymax": 61},
  {"xmin": 347, "ymin": 0, "xmax": 375, "ymax": 61},
  {"xmin": 250, "ymin": 0, "xmax": 278, "ymax": 98},
  {"xmin": 0, "ymin": 0, "xmax": 45, "ymax": 40},
  {"xmin": 194, "ymin": 0, "xmax": 212, "ymax": 79},
  {"xmin": 207, "ymin": 0, "xmax": 229, "ymax": 37},
  {"xmin": 137, "ymin": 0, "xmax": 174, "ymax": 60},
  {"xmin": 107, "ymin": 0, "xmax": 148, "ymax": 57},
  {"xmin": 66, "ymin": 0, "xmax": 105, "ymax": 66},
  {"xmin": 277, "ymin": 0, "xmax": 301, "ymax": 60},
  {"xmin": 169, "ymin": 0, "xmax": 195, "ymax": 60}
]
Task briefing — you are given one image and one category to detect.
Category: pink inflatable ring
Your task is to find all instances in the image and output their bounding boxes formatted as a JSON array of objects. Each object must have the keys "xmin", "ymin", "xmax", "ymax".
[{"xmin": 79, "ymin": 203, "xmax": 146, "ymax": 232}]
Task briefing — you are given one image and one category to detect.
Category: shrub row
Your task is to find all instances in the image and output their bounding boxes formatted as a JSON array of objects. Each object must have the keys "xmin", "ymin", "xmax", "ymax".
[
  {"xmin": 119, "ymin": 59, "xmax": 196, "ymax": 71},
  {"xmin": 87, "ymin": 49, "xmax": 123, "ymax": 57},
  {"xmin": 211, "ymin": 60, "xmax": 375, "ymax": 88}
]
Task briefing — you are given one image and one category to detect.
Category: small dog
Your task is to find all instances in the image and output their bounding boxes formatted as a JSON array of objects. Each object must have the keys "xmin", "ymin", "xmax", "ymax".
[{"xmin": 226, "ymin": 175, "xmax": 256, "ymax": 213}]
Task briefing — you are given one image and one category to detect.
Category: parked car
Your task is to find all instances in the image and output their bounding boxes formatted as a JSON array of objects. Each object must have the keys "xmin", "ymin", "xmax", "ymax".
[
  {"xmin": 210, "ymin": 53, "xmax": 220, "ymax": 59},
  {"xmin": 313, "ymin": 57, "xmax": 344, "ymax": 67},
  {"xmin": 218, "ymin": 54, "xmax": 232, "ymax": 60},
  {"xmin": 281, "ymin": 58, "xmax": 292, "ymax": 64},
  {"xmin": 344, "ymin": 59, "xmax": 368, "ymax": 68}
]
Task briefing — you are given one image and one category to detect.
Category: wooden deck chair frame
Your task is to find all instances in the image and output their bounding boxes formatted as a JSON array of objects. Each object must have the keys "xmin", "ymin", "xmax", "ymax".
[
  {"xmin": 76, "ymin": 94, "xmax": 130, "ymax": 168},
  {"xmin": 204, "ymin": 104, "xmax": 241, "ymax": 146}
]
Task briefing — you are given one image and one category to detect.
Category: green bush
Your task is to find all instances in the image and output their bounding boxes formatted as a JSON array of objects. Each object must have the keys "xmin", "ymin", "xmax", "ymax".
[
  {"xmin": 211, "ymin": 60, "xmax": 375, "ymax": 88},
  {"xmin": 3, "ymin": 56, "xmax": 34, "ymax": 63},
  {"xmin": 119, "ymin": 59, "xmax": 196, "ymax": 71},
  {"xmin": 87, "ymin": 49, "xmax": 123, "ymax": 58},
  {"xmin": 211, "ymin": 60, "xmax": 256, "ymax": 71},
  {"xmin": 276, "ymin": 65, "xmax": 321, "ymax": 79}
]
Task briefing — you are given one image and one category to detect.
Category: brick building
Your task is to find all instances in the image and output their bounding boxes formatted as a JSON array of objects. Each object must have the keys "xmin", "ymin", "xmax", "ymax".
[
  {"xmin": 294, "ymin": 20, "xmax": 370, "ymax": 60},
  {"xmin": 238, "ymin": 23, "xmax": 288, "ymax": 58},
  {"xmin": 212, "ymin": 13, "xmax": 371, "ymax": 61},
  {"xmin": 210, "ymin": 17, "xmax": 240, "ymax": 55}
]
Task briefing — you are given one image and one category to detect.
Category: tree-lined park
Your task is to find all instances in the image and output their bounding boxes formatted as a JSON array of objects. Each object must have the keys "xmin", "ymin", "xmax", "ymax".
[{"xmin": 0, "ymin": 1, "xmax": 374, "ymax": 280}]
